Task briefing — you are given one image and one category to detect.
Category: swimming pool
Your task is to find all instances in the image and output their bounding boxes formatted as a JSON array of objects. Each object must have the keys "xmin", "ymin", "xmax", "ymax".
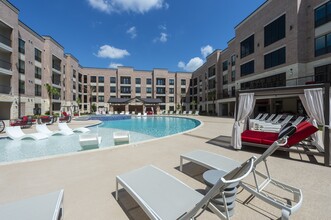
[{"xmin": 0, "ymin": 116, "xmax": 200, "ymax": 163}]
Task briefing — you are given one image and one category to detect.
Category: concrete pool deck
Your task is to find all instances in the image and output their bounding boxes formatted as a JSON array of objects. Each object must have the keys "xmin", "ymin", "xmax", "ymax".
[{"xmin": 0, "ymin": 116, "xmax": 330, "ymax": 219}]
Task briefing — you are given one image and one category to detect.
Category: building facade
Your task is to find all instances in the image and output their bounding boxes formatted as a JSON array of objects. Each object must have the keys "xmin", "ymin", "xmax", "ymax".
[
  {"xmin": 0, "ymin": 0, "xmax": 192, "ymax": 119},
  {"xmin": 192, "ymin": 0, "xmax": 331, "ymax": 116}
]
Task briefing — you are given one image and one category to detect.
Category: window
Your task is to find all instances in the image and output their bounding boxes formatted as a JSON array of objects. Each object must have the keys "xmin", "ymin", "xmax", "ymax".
[
  {"xmin": 146, "ymin": 87, "xmax": 152, "ymax": 93},
  {"xmin": 35, "ymin": 66, "xmax": 42, "ymax": 79},
  {"xmin": 98, "ymin": 96, "xmax": 104, "ymax": 102},
  {"xmin": 169, "ymin": 88, "xmax": 174, "ymax": 94},
  {"xmin": 146, "ymin": 78, "xmax": 152, "ymax": 85},
  {"xmin": 98, "ymin": 86, "xmax": 104, "ymax": 92},
  {"xmin": 156, "ymin": 87, "xmax": 166, "ymax": 94},
  {"xmin": 156, "ymin": 78, "xmax": 165, "ymax": 85},
  {"xmin": 73, "ymin": 70, "xmax": 76, "ymax": 78},
  {"xmin": 136, "ymin": 87, "xmax": 141, "ymax": 93},
  {"xmin": 90, "ymin": 76, "xmax": 96, "ymax": 83},
  {"xmin": 92, "ymin": 96, "xmax": 97, "ymax": 102},
  {"xmin": 19, "ymin": 80, "xmax": 25, "ymax": 94},
  {"xmin": 208, "ymin": 65, "xmax": 216, "ymax": 77},
  {"xmin": 222, "ymin": 61, "xmax": 228, "ymax": 71},
  {"xmin": 84, "ymin": 75, "xmax": 87, "ymax": 83},
  {"xmin": 181, "ymin": 88, "xmax": 186, "ymax": 94},
  {"xmin": 208, "ymin": 79, "xmax": 216, "ymax": 89},
  {"xmin": 120, "ymin": 76, "xmax": 131, "ymax": 84},
  {"xmin": 315, "ymin": 2, "xmax": 331, "ymax": 27},
  {"xmin": 18, "ymin": 39, "xmax": 25, "ymax": 54},
  {"xmin": 315, "ymin": 64, "xmax": 331, "ymax": 83},
  {"xmin": 231, "ymin": 55, "xmax": 236, "ymax": 66},
  {"xmin": 120, "ymin": 86, "xmax": 131, "ymax": 94},
  {"xmin": 110, "ymin": 77, "xmax": 116, "ymax": 83},
  {"xmin": 264, "ymin": 47, "xmax": 286, "ymax": 69},
  {"xmin": 169, "ymin": 97, "xmax": 174, "ymax": 102},
  {"xmin": 110, "ymin": 86, "xmax": 116, "ymax": 93},
  {"xmin": 35, "ymin": 48, "xmax": 42, "ymax": 62},
  {"xmin": 156, "ymin": 96, "xmax": 165, "ymax": 103},
  {"xmin": 231, "ymin": 70, "xmax": 236, "ymax": 81},
  {"xmin": 240, "ymin": 60, "xmax": 255, "ymax": 76},
  {"xmin": 35, "ymin": 84, "xmax": 41, "ymax": 96},
  {"xmin": 169, "ymin": 79, "xmax": 174, "ymax": 85},
  {"xmin": 98, "ymin": 76, "xmax": 104, "ymax": 83},
  {"xmin": 181, "ymin": 79, "xmax": 186, "ymax": 85},
  {"xmin": 264, "ymin": 14, "xmax": 286, "ymax": 47},
  {"xmin": 241, "ymin": 73, "xmax": 286, "ymax": 90},
  {"xmin": 315, "ymin": 33, "xmax": 331, "ymax": 56},
  {"xmin": 19, "ymin": 59, "xmax": 25, "ymax": 74},
  {"xmin": 135, "ymin": 78, "xmax": 141, "ymax": 84},
  {"xmin": 240, "ymin": 35, "xmax": 254, "ymax": 58},
  {"xmin": 223, "ymin": 75, "xmax": 228, "ymax": 85}
]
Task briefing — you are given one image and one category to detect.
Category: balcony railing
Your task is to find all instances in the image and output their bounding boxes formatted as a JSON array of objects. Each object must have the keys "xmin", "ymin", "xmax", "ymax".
[
  {"xmin": 0, "ymin": 59, "xmax": 11, "ymax": 70},
  {"xmin": 0, "ymin": 85, "xmax": 11, "ymax": 94},
  {"xmin": 52, "ymin": 63, "xmax": 61, "ymax": 72},
  {"xmin": 0, "ymin": 33, "xmax": 11, "ymax": 47}
]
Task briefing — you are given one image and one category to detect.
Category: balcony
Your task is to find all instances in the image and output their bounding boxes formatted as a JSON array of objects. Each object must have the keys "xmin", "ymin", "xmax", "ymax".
[{"xmin": 0, "ymin": 58, "xmax": 12, "ymax": 74}]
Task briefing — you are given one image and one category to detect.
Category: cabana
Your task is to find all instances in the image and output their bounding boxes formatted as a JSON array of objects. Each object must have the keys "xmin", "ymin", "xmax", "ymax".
[
  {"xmin": 108, "ymin": 97, "xmax": 162, "ymax": 115},
  {"xmin": 231, "ymin": 83, "xmax": 330, "ymax": 167}
]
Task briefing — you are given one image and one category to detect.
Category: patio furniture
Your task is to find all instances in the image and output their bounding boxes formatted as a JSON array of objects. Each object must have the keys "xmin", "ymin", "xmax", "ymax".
[
  {"xmin": 169, "ymin": 111, "xmax": 174, "ymax": 115},
  {"xmin": 38, "ymin": 115, "xmax": 55, "ymax": 125},
  {"xmin": 36, "ymin": 124, "xmax": 73, "ymax": 136},
  {"xmin": 175, "ymin": 110, "xmax": 180, "ymax": 114},
  {"xmin": 180, "ymin": 122, "xmax": 317, "ymax": 219},
  {"xmin": 58, "ymin": 122, "xmax": 90, "ymax": 133},
  {"xmin": 59, "ymin": 112, "xmax": 71, "ymax": 123},
  {"xmin": 0, "ymin": 120, "xmax": 5, "ymax": 133},
  {"xmin": 113, "ymin": 131, "xmax": 130, "ymax": 145},
  {"xmin": 0, "ymin": 190, "xmax": 64, "ymax": 220},
  {"xmin": 251, "ymin": 114, "xmax": 283, "ymax": 129},
  {"xmin": 194, "ymin": 111, "xmax": 199, "ymax": 115},
  {"xmin": 10, "ymin": 116, "xmax": 33, "ymax": 128},
  {"xmin": 188, "ymin": 110, "xmax": 192, "ymax": 115},
  {"xmin": 253, "ymin": 113, "xmax": 263, "ymax": 120},
  {"xmin": 116, "ymin": 157, "xmax": 255, "ymax": 220},
  {"xmin": 5, "ymin": 126, "xmax": 48, "ymax": 140},
  {"xmin": 182, "ymin": 111, "xmax": 187, "ymax": 115},
  {"xmin": 259, "ymin": 115, "xmax": 294, "ymax": 132},
  {"xmin": 79, "ymin": 134, "xmax": 102, "ymax": 147}
]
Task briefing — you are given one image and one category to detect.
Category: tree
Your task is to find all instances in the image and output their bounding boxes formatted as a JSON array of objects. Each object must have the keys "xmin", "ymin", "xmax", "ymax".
[
  {"xmin": 87, "ymin": 85, "xmax": 96, "ymax": 112},
  {"xmin": 190, "ymin": 99, "xmax": 197, "ymax": 111},
  {"xmin": 207, "ymin": 91, "xmax": 216, "ymax": 115},
  {"xmin": 44, "ymin": 83, "xmax": 60, "ymax": 115}
]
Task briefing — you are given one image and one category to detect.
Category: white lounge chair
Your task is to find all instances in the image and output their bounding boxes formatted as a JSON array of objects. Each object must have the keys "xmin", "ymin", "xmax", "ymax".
[
  {"xmin": 259, "ymin": 115, "xmax": 294, "ymax": 132},
  {"xmin": 194, "ymin": 111, "xmax": 199, "ymax": 115},
  {"xmin": 131, "ymin": 111, "xmax": 135, "ymax": 115},
  {"xmin": 182, "ymin": 111, "xmax": 187, "ymax": 115},
  {"xmin": 114, "ymin": 111, "xmax": 118, "ymax": 114},
  {"xmin": 252, "ymin": 114, "xmax": 282, "ymax": 129},
  {"xmin": 113, "ymin": 131, "xmax": 130, "ymax": 145},
  {"xmin": 79, "ymin": 134, "xmax": 102, "ymax": 147},
  {"xmin": 116, "ymin": 158, "xmax": 255, "ymax": 220},
  {"xmin": 58, "ymin": 122, "xmax": 90, "ymax": 133},
  {"xmin": 188, "ymin": 110, "xmax": 192, "ymax": 115},
  {"xmin": 254, "ymin": 113, "xmax": 263, "ymax": 120},
  {"xmin": 180, "ymin": 124, "xmax": 308, "ymax": 220},
  {"xmin": 120, "ymin": 111, "xmax": 124, "ymax": 115},
  {"xmin": 137, "ymin": 113, "xmax": 142, "ymax": 116},
  {"xmin": 125, "ymin": 112, "xmax": 130, "ymax": 115},
  {"xmin": 36, "ymin": 124, "xmax": 73, "ymax": 136},
  {"xmin": 5, "ymin": 126, "xmax": 48, "ymax": 140},
  {"xmin": 175, "ymin": 110, "xmax": 180, "ymax": 115},
  {"xmin": 169, "ymin": 111, "xmax": 174, "ymax": 115}
]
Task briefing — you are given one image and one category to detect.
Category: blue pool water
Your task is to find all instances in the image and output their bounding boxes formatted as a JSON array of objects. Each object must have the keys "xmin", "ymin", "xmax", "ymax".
[{"xmin": 0, "ymin": 116, "xmax": 200, "ymax": 163}]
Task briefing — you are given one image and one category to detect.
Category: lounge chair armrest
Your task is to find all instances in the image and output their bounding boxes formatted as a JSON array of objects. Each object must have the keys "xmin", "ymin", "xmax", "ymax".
[{"xmin": 221, "ymin": 156, "xmax": 256, "ymax": 184}]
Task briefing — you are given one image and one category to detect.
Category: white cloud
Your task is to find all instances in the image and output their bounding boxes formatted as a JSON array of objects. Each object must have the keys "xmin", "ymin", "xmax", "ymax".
[
  {"xmin": 154, "ymin": 32, "xmax": 168, "ymax": 43},
  {"xmin": 109, "ymin": 62, "xmax": 123, "ymax": 68},
  {"xmin": 201, "ymin": 45, "xmax": 213, "ymax": 58},
  {"xmin": 127, "ymin": 26, "xmax": 137, "ymax": 39},
  {"xmin": 178, "ymin": 57, "xmax": 203, "ymax": 72},
  {"xmin": 87, "ymin": 0, "xmax": 168, "ymax": 14},
  {"xmin": 96, "ymin": 45, "xmax": 130, "ymax": 59},
  {"xmin": 158, "ymin": 24, "xmax": 167, "ymax": 30}
]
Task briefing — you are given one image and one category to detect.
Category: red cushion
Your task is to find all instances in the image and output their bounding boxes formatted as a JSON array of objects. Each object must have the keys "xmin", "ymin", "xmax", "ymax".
[
  {"xmin": 22, "ymin": 116, "xmax": 28, "ymax": 121},
  {"xmin": 242, "ymin": 130, "xmax": 278, "ymax": 144},
  {"xmin": 286, "ymin": 121, "xmax": 318, "ymax": 147},
  {"xmin": 63, "ymin": 112, "xmax": 68, "ymax": 116}
]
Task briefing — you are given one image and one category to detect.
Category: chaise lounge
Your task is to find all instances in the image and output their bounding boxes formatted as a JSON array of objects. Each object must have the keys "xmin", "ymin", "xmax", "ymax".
[
  {"xmin": 5, "ymin": 126, "xmax": 48, "ymax": 140},
  {"xmin": 58, "ymin": 122, "xmax": 90, "ymax": 133},
  {"xmin": 36, "ymin": 123, "xmax": 74, "ymax": 136}
]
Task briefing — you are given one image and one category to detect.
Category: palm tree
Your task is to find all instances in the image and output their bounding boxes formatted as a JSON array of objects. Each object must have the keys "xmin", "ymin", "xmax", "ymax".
[
  {"xmin": 44, "ymin": 83, "xmax": 59, "ymax": 115},
  {"xmin": 87, "ymin": 85, "xmax": 96, "ymax": 113}
]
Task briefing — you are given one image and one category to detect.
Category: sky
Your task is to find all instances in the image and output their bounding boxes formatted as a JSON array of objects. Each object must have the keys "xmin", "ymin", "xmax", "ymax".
[{"xmin": 9, "ymin": 0, "xmax": 266, "ymax": 72}]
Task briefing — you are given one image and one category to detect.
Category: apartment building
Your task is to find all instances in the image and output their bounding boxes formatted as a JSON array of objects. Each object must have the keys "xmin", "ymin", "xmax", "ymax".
[
  {"xmin": 0, "ymin": 0, "xmax": 192, "ymax": 120},
  {"xmin": 192, "ymin": 0, "xmax": 331, "ymax": 116}
]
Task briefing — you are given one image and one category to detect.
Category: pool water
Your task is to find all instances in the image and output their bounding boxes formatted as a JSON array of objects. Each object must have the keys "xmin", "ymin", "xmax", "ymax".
[{"xmin": 0, "ymin": 116, "xmax": 200, "ymax": 163}]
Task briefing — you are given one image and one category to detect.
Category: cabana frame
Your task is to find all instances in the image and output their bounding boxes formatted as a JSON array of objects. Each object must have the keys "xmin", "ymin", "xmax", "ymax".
[{"xmin": 235, "ymin": 83, "xmax": 330, "ymax": 167}]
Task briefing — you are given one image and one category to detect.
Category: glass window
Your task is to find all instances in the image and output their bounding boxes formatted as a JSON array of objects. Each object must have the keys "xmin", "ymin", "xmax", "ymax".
[
  {"xmin": 181, "ymin": 79, "xmax": 186, "ymax": 85},
  {"xmin": 19, "ymin": 80, "xmax": 25, "ymax": 94},
  {"xmin": 35, "ymin": 66, "xmax": 42, "ymax": 79},
  {"xmin": 98, "ymin": 96, "xmax": 104, "ymax": 102},
  {"xmin": 231, "ymin": 70, "xmax": 236, "ymax": 81},
  {"xmin": 146, "ymin": 78, "xmax": 152, "ymax": 84},
  {"xmin": 18, "ymin": 39, "xmax": 25, "ymax": 54},
  {"xmin": 231, "ymin": 55, "xmax": 236, "ymax": 66},
  {"xmin": 98, "ymin": 86, "xmax": 104, "ymax": 92},
  {"xmin": 169, "ymin": 88, "xmax": 174, "ymax": 94},
  {"xmin": 90, "ymin": 76, "xmax": 97, "ymax": 83},
  {"xmin": 35, "ymin": 48, "xmax": 42, "ymax": 62},
  {"xmin": 35, "ymin": 84, "xmax": 42, "ymax": 96},
  {"xmin": 181, "ymin": 88, "xmax": 186, "ymax": 94},
  {"xmin": 264, "ymin": 14, "xmax": 286, "ymax": 47},
  {"xmin": 135, "ymin": 78, "xmax": 141, "ymax": 84},
  {"xmin": 156, "ymin": 87, "xmax": 166, "ymax": 94},
  {"xmin": 315, "ymin": 2, "xmax": 331, "ymax": 27},
  {"xmin": 222, "ymin": 61, "xmax": 228, "ymax": 71},
  {"xmin": 19, "ymin": 59, "xmax": 25, "ymax": 74},
  {"xmin": 110, "ymin": 77, "xmax": 116, "ymax": 83},
  {"xmin": 240, "ymin": 35, "xmax": 254, "ymax": 58},
  {"xmin": 120, "ymin": 76, "xmax": 131, "ymax": 84},
  {"xmin": 110, "ymin": 86, "xmax": 116, "ymax": 93},
  {"xmin": 240, "ymin": 60, "xmax": 255, "ymax": 76},
  {"xmin": 98, "ymin": 76, "xmax": 104, "ymax": 83},
  {"xmin": 264, "ymin": 47, "xmax": 286, "ymax": 69},
  {"xmin": 314, "ymin": 33, "xmax": 331, "ymax": 57},
  {"xmin": 146, "ymin": 87, "xmax": 152, "ymax": 93},
  {"xmin": 156, "ymin": 78, "xmax": 165, "ymax": 85},
  {"xmin": 169, "ymin": 97, "xmax": 174, "ymax": 102},
  {"xmin": 169, "ymin": 79, "xmax": 174, "ymax": 85},
  {"xmin": 136, "ymin": 87, "xmax": 141, "ymax": 93},
  {"xmin": 120, "ymin": 86, "xmax": 131, "ymax": 93}
]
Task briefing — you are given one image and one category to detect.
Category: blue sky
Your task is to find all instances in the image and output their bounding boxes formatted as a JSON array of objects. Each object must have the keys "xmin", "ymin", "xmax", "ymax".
[{"xmin": 10, "ymin": 0, "xmax": 266, "ymax": 72}]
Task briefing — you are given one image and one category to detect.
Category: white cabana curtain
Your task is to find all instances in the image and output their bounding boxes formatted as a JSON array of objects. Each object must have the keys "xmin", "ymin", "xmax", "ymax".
[
  {"xmin": 231, "ymin": 93, "xmax": 255, "ymax": 150},
  {"xmin": 299, "ymin": 88, "xmax": 325, "ymax": 152}
]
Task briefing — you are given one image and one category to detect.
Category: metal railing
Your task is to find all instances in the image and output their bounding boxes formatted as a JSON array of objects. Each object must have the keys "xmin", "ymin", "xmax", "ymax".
[
  {"xmin": 0, "ymin": 59, "xmax": 12, "ymax": 70},
  {"xmin": 0, "ymin": 85, "xmax": 11, "ymax": 94}
]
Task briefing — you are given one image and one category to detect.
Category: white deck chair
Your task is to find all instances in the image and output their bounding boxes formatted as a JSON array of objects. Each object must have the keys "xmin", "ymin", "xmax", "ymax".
[
  {"xmin": 114, "ymin": 111, "xmax": 118, "ymax": 114},
  {"xmin": 79, "ymin": 134, "xmax": 102, "ymax": 147},
  {"xmin": 188, "ymin": 110, "xmax": 192, "ymax": 115},
  {"xmin": 169, "ymin": 111, "xmax": 174, "ymax": 115},
  {"xmin": 36, "ymin": 124, "xmax": 73, "ymax": 136},
  {"xmin": 254, "ymin": 113, "xmax": 263, "ymax": 120},
  {"xmin": 259, "ymin": 115, "xmax": 294, "ymax": 132},
  {"xmin": 194, "ymin": 111, "xmax": 199, "ymax": 115},
  {"xmin": 252, "ymin": 114, "xmax": 282, "ymax": 129},
  {"xmin": 180, "ymin": 125, "xmax": 304, "ymax": 220},
  {"xmin": 58, "ymin": 122, "xmax": 90, "ymax": 133},
  {"xmin": 175, "ymin": 110, "xmax": 180, "ymax": 115},
  {"xmin": 182, "ymin": 110, "xmax": 187, "ymax": 115},
  {"xmin": 125, "ymin": 112, "xmax": 130, "ymax": 115},
  {"xmin": 5, "ymin": 126, "xmax": 48, "ymax": 140},
  {"xmin": 116, "ymin": 157, "xmax": 255, "ymax": 220}
]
